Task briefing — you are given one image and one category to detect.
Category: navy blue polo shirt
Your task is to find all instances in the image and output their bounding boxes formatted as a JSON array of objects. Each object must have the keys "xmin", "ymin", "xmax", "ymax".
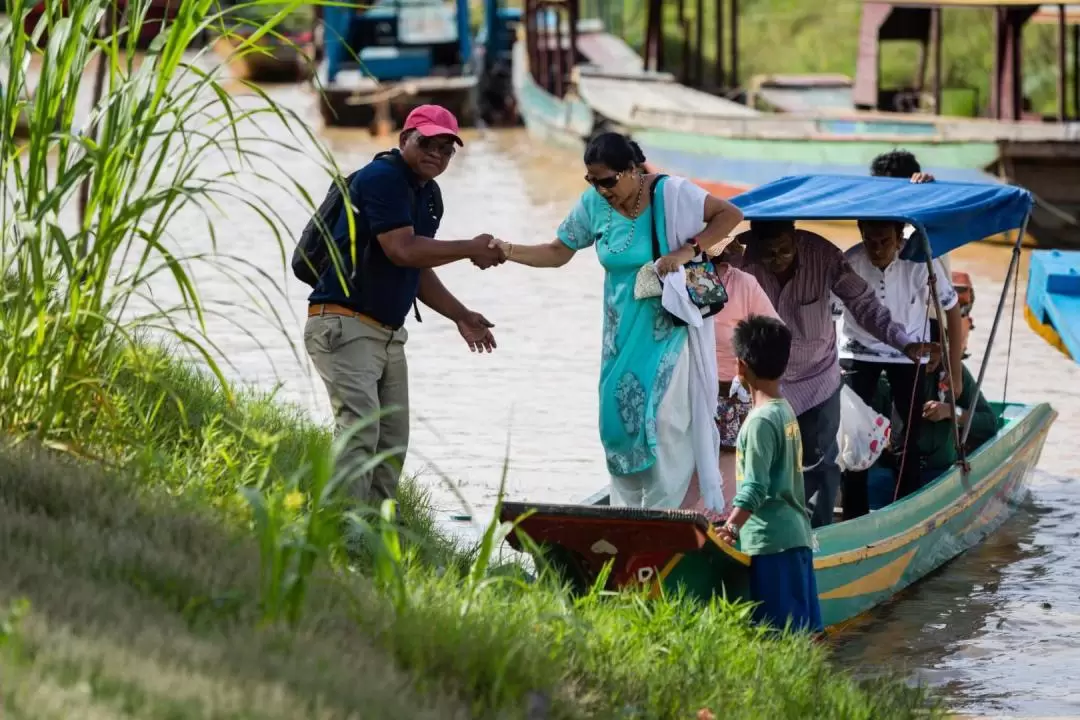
[{"xmin": 308, "ymin": 150, "xmax": 442, "ymax": 328}]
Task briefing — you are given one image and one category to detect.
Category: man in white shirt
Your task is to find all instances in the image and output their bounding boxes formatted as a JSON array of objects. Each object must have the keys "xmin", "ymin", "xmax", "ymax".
[{"xmin": 839, "ymin": 219, "xmax": 965, "ymax": 519}]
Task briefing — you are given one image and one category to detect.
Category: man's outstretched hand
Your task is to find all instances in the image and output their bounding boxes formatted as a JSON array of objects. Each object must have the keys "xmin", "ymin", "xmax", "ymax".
[{"xmin": 457, "ymin": 311, "xmax": 496, "ymax": 352}]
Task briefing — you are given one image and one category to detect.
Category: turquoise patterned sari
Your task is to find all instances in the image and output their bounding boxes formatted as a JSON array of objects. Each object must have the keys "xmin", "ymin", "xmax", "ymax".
[{"xmin": 557, "ymin": 182, "xmax": 688, "ymax": 476}]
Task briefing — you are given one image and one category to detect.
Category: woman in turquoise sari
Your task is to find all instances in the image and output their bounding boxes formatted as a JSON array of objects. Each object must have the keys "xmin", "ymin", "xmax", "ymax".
[{"xmin": 493, "ymin": 133, "xmax": 745, "ymax": 512}]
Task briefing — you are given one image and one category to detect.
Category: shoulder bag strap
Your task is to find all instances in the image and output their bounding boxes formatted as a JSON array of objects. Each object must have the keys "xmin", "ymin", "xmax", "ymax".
[{"xmin": 648, "ymin": 174, "xmax": 669, "ymax": 260}]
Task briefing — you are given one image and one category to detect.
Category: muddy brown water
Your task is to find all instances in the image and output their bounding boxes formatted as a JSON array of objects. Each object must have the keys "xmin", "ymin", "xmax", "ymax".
[{"xmin": 108, "ymin": 72, "xmax": 1080, "ymax": 716}]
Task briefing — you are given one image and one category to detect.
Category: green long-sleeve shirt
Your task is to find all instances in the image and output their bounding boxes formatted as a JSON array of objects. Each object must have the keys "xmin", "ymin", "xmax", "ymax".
[
  {"xmin": 919, "ymin": 365, "xmax": 1000, "ymax": 471},
  {"xmin": 733, "ymin": 399, "xmax": 814, "ymax": 556}
]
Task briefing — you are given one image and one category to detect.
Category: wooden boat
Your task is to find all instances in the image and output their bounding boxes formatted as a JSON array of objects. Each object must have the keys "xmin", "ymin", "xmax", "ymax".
[
  {"xmin": 22, "ymin": 0, "xmax": 181, "ymax": 50},
  {"xmin": 513, "ymin": 0, "xmax": 1080, "ymax": 249},
  {"xmin": 1025, "ymin": 249, "xmax": 1080, "ymax": 361},
  {"xmin": 315, "ymin": 0, "xmax": 484, "ymax": 130},
  {"xmin": 499, "ymin": 174, "xmax": 1057, "ymax": 631},
  {"xmin": 212, "ymin": 30, "xmax": 314, "ymax": 83}
]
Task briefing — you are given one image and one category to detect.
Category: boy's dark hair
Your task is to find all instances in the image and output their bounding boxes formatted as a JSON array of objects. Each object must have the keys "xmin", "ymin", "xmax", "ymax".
[
  {"xmin": 583, "ymin": 131, "xmax": 639, "ymax": 172},
  {"xmin": 733, "ymin": 315, "xmax": 792, "ymax": 381},
  {"xmin": 857, "ymin": 218, "xmax": 905, "ymax": 235},
  {"xmin": 870, "ymin": 150, "xmax": 921, "ymax": 178}
]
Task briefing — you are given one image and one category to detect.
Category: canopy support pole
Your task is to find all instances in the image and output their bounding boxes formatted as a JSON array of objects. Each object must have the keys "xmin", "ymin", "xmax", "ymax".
[
  {"xmin": 921, "ymin": 237, "xmax": 968, "ymax": 475},
  {"xmin": 962, "ymin": 214, "xmax": 1029, "ymax": 449}
]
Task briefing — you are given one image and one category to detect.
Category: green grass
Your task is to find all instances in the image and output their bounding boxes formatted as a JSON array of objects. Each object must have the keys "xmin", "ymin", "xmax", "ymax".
[{"xmin": 0, "ymin": 1, "xmax": 942, "ymax": 717}]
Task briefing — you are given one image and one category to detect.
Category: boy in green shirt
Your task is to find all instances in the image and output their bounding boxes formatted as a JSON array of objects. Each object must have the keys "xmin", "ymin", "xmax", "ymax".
[{"xmin": 717, "ymin": 315, "xmax": 823, "ymax": 635}]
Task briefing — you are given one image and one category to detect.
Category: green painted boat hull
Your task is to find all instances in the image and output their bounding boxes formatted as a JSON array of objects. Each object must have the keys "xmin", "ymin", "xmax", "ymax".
[{"xmin": 501, "ymin": 401, "xmax": 1055, "ymax": 630}]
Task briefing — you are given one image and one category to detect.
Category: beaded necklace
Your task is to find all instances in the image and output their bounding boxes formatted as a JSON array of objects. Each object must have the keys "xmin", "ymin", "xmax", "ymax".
[{"xmin": 602, "ymin": 174, "xmax": 647, "ymax": 254}]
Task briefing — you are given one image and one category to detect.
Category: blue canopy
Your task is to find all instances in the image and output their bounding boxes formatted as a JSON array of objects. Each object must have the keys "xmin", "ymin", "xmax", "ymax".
[{"xmin": 729, "ymin": 174, "xmax": 1033, "ymax": 260}]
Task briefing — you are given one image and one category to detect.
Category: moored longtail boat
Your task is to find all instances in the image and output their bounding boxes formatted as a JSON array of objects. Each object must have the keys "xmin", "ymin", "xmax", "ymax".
[
  {"xmin": 212, "ymin": 28, "xmax": 315, "ymax": 83},
  {"xmin": 500, "ymin": 174, "xmax": 1057, "ymax": 631}
]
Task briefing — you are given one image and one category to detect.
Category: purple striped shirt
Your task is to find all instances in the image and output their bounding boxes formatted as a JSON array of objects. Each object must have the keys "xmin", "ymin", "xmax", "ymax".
[{"xmin": 736, "ymin": 231, "xmax": 915, "ymax": 416}]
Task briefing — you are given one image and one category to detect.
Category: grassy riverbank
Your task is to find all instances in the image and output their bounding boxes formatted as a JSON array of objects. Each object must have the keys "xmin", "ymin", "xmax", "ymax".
[
  {"xmin": 0, "ymin": 347, "xmax": 941, "ymax": 719},
  {"xmin": 0, "ymin": 1, "xmax": 940, "ymax": 717}
]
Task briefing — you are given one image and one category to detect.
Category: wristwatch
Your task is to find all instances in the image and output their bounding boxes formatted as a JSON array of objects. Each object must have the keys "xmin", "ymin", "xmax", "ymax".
[
  {"xmin": 954, "ymin": 405, "xmax": 963, "ymax": 419},
  {"xmin": 722, "ymin": 523, "xmax": 740, "ymax": 539}
]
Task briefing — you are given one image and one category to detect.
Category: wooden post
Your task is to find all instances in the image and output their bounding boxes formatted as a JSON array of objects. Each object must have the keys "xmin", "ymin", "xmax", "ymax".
[
  {"xmin": 1073, "ymin": 24, "xmax": 1079, "ymax": 119},
  {"xmin": 525, "ymin": 0, "xmax": 537, "ymax": 85},
  {"xmin": 991, "ymin": 6, "xmax": 1002, "ymax": 118},
  {"xmin": 540, "ymin": 2, "xmax": 551, "ymax": 93},
  {"xmin": 645, "ymin": 0, "xmax": 656, "ymax": 71},
  {"xmin": 554, "ymin": 3, "xmax": 565, "ymax": 98},
  {"xmin": 678, "ymin": 0, "xmax": 690, "ymax": 83},
  {"xmin": 714, "ymin": 0, "xmax": 724, "ymax": 88},
  {"xmin": 657, "ymin": 0, "xmax": 666, "ymax": 73},
  {"xmin": 1059, "ymin": 4, "xmax": 1068, "ymax": 121},
  {"xmin": 932, "ymin": 6, "xmax": 942, "ymax": 115},
  {"xmin": 569, "ymin": 0, "xmax": 579, "ymax": 74},
  {"xmin": 695, "ymin": 0, "xmax": 704, "ymax": 87},
  {"xmin": 78, "ymin": 13, "xmax": 110, "ymax": 245},
  {"xmin": 730, "ymin": 0, "xmax": 738, "ymax": 90}
]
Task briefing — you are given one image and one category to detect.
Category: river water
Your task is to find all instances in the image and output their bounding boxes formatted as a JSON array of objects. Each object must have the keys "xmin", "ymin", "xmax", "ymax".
[{"xmin": 144, "ymin": 75, "xmax": 1080, "ymax": 716}]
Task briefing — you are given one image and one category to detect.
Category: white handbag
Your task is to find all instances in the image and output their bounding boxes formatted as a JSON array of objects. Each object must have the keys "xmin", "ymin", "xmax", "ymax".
[{"xmin": 633, "ymin": 263, "xmax": 662, "ymax": 300}]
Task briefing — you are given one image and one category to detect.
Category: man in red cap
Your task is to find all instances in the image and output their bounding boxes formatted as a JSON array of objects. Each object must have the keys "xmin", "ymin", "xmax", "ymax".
[{"xmin": 305, "ymin": 103, "xmax": 504, "ymax": 508}]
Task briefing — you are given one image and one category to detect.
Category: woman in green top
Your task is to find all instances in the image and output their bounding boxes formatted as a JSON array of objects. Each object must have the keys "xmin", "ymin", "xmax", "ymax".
[{"xmin": 716, "ymin": 315, "xmax": 823, "ymax": 635}]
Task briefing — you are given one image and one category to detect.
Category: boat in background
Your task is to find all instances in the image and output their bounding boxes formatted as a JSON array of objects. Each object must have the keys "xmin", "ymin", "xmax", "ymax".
[
  {"xmin": 745, "ymin": 73, "xmax": 855, "ymax": 114},
  {"xmin": 314, "ymin": 0, "xmax": 519, "ymax": 131},
  {"xmin": 1025, "ymin": 249, "xmax": 1080, "ymax": 361},
  {"xmin": 210, "ymin": 3, "xmax": 316, "ymax": 83},
  {"xmin": 21, "ymin": 0, "xmax": 185, "ymax": 50},
  {"xmin": 513, "ymin": 0, "xmax": 1080, "ymax": 249},
  {"xmin": 499, "ymin": 174, "xmax": 1056, "ymax": 631}
]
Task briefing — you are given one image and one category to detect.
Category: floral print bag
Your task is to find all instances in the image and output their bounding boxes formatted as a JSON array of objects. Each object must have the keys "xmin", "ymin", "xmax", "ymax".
[{"xmin": 643, "ymin": 175, "xmax": 729, "ymax": 325}]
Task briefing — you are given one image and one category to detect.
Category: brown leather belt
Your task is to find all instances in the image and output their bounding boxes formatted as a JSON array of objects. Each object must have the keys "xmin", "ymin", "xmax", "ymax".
[{"xmin": 307, "ymin": 303, "xmax": 396, "ymax": 331}]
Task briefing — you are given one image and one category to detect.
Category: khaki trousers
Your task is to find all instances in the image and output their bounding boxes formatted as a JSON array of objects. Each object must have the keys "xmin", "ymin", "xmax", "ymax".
[{"xmin": 304, "ymin": 313, "xmax": 409, "ymax": 506}]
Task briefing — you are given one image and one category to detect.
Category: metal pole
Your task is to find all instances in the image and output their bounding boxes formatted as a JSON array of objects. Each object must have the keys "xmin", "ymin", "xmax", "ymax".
[
  {"xmin": 962, "ymin": 214, "xmax": 1029, "ymax": 448},
  {"xmin": 921, "ymin": 230, "xmax": 968, "ymax": 472},
  {"xmin": 1060, "ymin": 4, "xmax": 1068, "ymax": 121}
]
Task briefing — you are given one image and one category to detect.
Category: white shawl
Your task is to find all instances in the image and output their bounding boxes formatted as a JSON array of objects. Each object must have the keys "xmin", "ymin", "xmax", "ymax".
[{"xmin": 653, "ymin": 176, "xmax": 724, "ymax": 512}]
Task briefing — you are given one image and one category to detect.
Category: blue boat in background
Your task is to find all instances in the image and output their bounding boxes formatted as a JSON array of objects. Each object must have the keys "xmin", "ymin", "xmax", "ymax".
[
  {"xmin": 315, "ymin": 0, "xmax": 521, "ymax": 130},
  {"xmin": 1025, "ymin": 249, "xmax": 1080, "ymax": 361}
]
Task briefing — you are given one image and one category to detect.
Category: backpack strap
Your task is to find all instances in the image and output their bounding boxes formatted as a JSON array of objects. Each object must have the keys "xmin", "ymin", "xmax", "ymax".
[{"xmin": 372, "ymin": 150, "xmax": 432, "ymax": 324}]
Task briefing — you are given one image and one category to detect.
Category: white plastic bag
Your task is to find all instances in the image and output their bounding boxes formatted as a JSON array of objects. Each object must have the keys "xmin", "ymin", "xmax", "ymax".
[{"xmin": 836, "ymin": 384, "xmax": 891, "ymax": 473}]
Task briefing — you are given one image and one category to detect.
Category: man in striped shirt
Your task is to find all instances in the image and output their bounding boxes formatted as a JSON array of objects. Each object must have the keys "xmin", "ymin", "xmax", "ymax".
[{"xmin": 736, "ymin": 221, "xmax": 939, "ymax": 527}]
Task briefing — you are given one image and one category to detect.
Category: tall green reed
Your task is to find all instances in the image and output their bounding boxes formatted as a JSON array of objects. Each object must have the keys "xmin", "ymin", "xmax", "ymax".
[{"xmin": 0, "ymin": 0, "xmax": 348, "ymax": 456}]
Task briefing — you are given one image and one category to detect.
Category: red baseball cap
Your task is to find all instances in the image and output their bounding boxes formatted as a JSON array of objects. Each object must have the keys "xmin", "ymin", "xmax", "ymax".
[{"xmin": 403, "ymin": 104, "xmax": 463, "ymax": 146}]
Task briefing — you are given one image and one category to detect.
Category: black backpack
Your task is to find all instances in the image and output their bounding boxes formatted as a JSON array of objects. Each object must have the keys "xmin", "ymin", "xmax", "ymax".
[
  {"xmin": 291, "ymin": 169, "xmax": 359, "ymax": 287},
  {"xmin": 290, "ymin": 151, "xmax": 443, "ymax": 289}
]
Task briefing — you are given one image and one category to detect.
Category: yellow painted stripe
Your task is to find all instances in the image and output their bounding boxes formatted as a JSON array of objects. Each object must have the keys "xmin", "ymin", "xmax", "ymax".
[
  {"xmin": 1024, "ymin": 305, "xmax": 1073, "ymax": 360},
  {"xmin": 650, "ymin": 552, "xmax": 686, "ymax": 598},
  {"xmin": 814, "ymin": 422, "xmax": 1049, "ymax": 569},
  {"xmin": 819, "ymin": 549, "xmax": 918, "ymax": 600},
  {"xmin": 706, "ymin": 526, "xmax": 752, "ymax": 566}
]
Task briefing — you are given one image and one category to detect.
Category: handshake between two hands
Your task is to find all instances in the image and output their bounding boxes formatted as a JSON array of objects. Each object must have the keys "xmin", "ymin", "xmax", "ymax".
[{"xmin": 468, "ymin": 234, "xmax": 509, "ymax": 270}]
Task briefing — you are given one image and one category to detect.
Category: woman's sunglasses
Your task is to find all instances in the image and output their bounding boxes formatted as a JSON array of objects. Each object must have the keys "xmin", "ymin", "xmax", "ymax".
[{"xmin": 585, "ymin": 172, "xmax": 621, "ymax": 190}]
